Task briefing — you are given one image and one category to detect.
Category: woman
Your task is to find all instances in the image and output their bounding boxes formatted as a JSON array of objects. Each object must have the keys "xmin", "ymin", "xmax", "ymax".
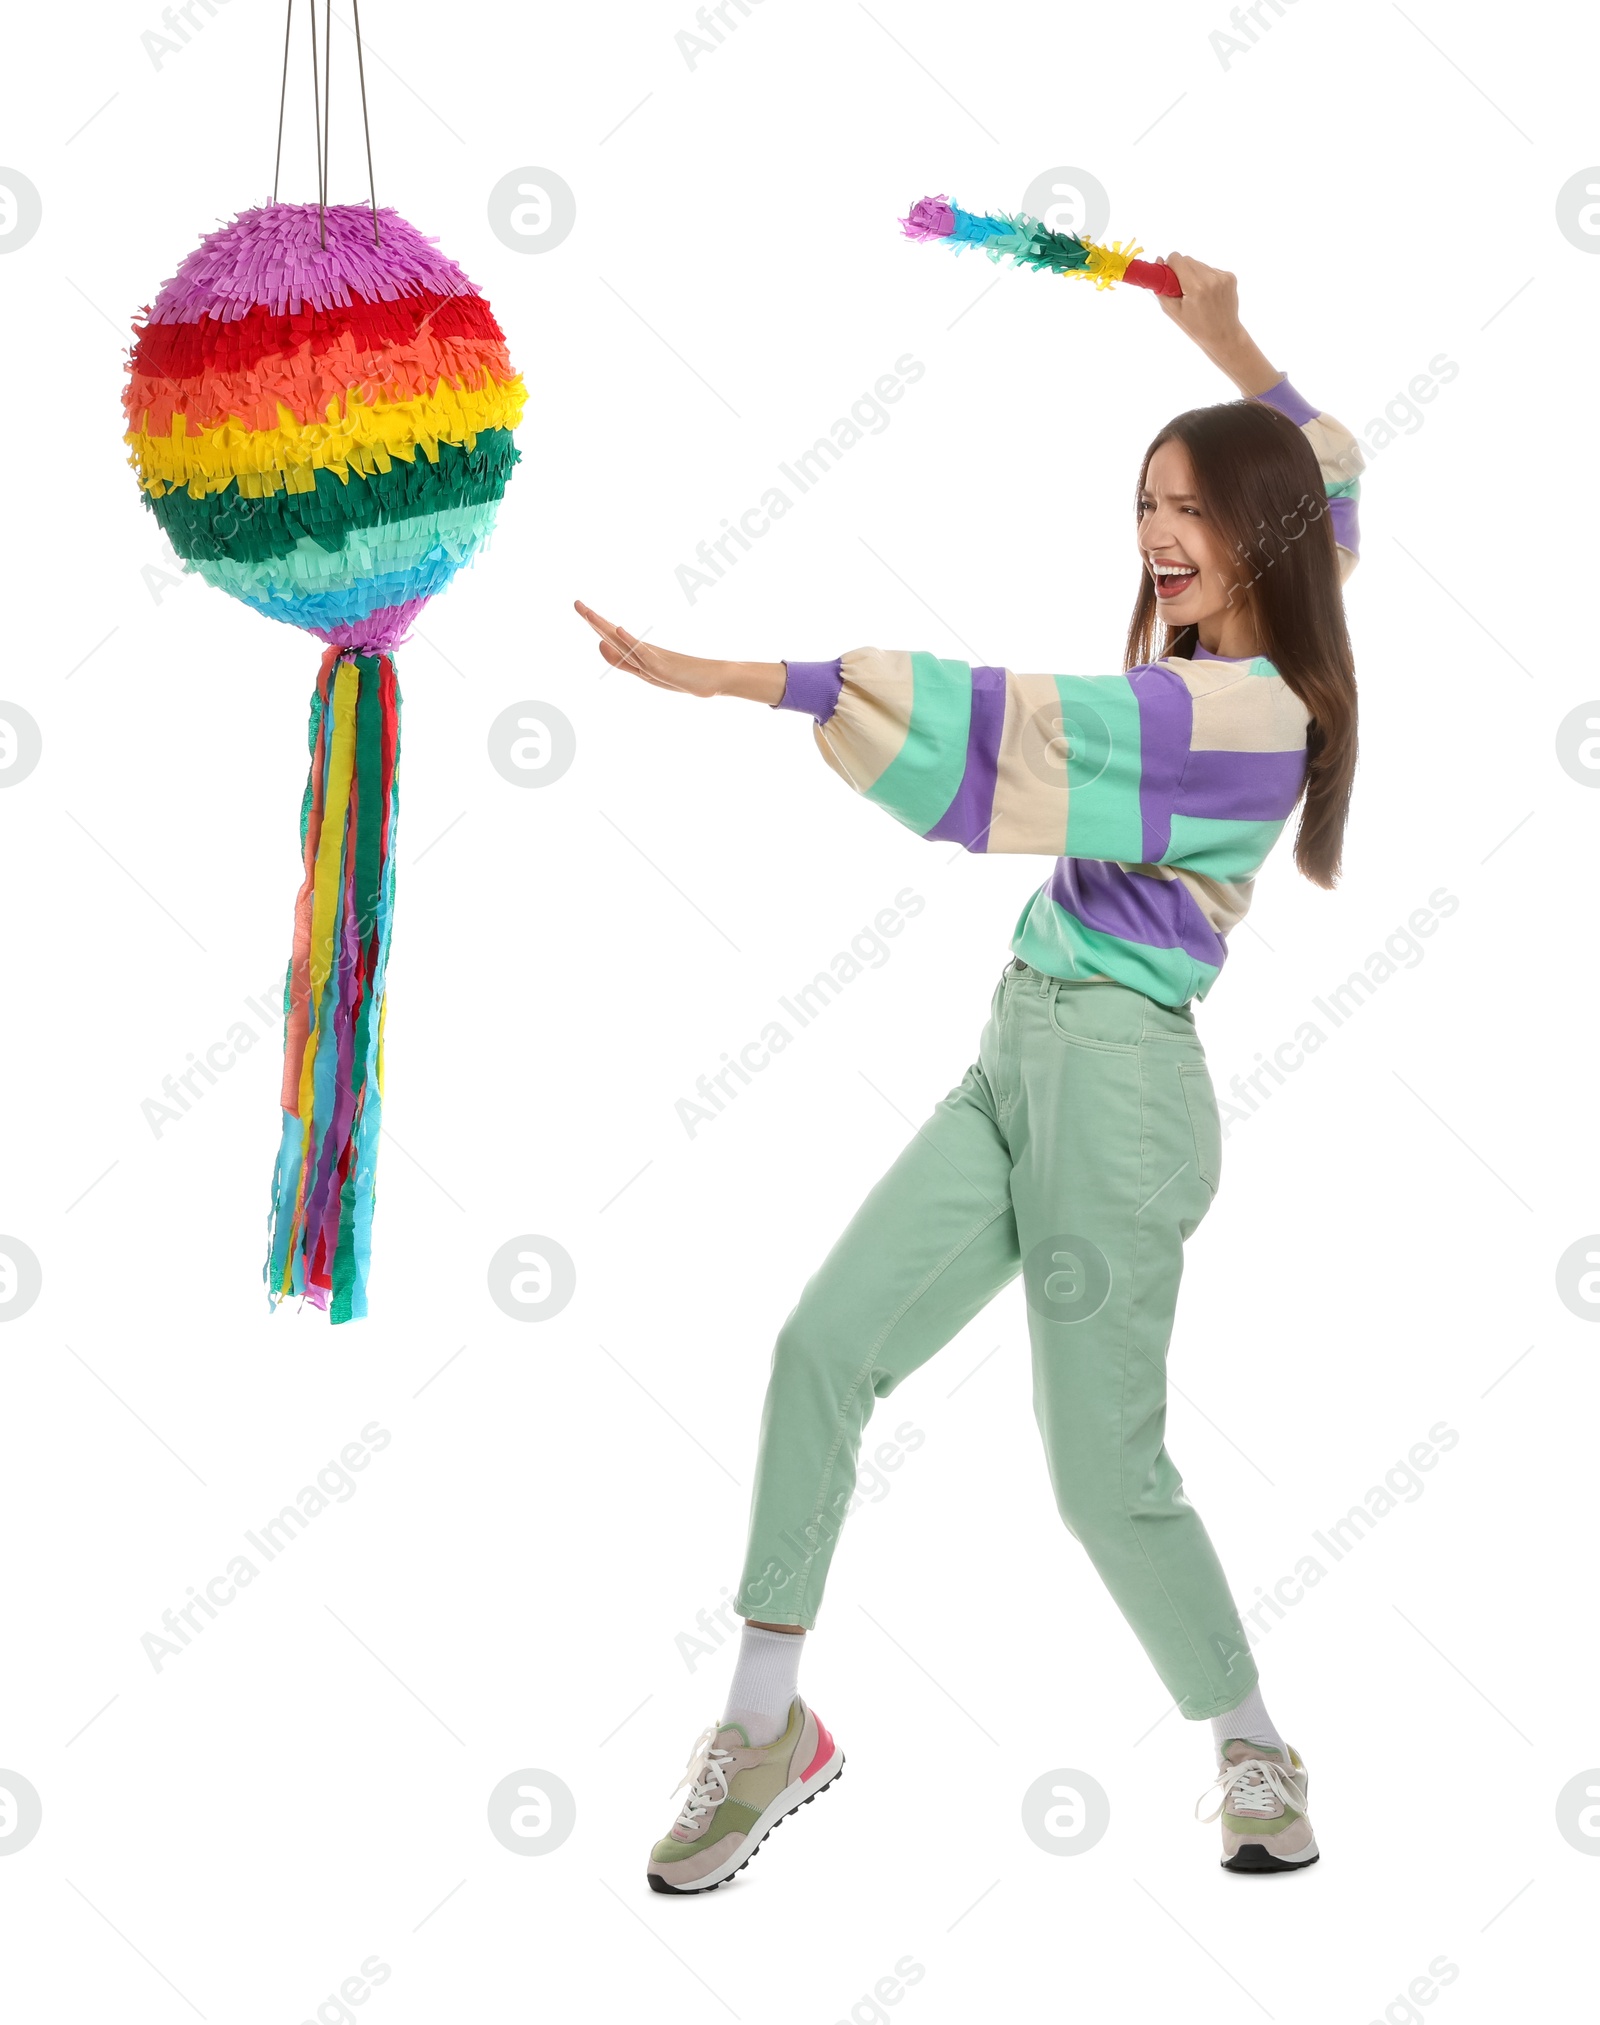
[{"xmin": 577, "ymin": 253, "xmax": 1363, "ymax": 1888}]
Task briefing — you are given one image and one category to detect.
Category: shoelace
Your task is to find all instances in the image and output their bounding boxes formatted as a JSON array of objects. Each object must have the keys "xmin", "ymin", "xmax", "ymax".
[
  {"xmin": 1194, "ymin": 1754, "xmax": 1306, "ymax": 1823},
  {"xmin": 670, "ymin": 1725, "xmax": 737, "ymax": 1833}
]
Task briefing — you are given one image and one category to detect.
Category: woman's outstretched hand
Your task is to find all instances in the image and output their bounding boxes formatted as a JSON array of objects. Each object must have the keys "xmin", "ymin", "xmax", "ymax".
[
  {"xmin": 574, "ymin": 602, "xmax": 786, "ymax": 704},
  {"xmin": 1154, "ymin": 253, "xmax": 1282, "ymax": 399}
]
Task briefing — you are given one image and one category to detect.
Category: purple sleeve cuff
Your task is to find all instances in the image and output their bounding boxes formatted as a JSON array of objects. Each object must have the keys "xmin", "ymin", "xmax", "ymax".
[
  {"xmin": 774, "ymin": 658, "xmax": 844, "ymax": 723},
  {"xmin": 1251, "ymin": 373, "xmax": 1319, "ymax": 429}
]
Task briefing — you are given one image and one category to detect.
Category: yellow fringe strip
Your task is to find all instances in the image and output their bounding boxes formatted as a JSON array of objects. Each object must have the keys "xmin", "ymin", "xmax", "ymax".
[
  {"xmin": 127, "ymin": 372, "xmax": 529, "ymax": 500},
  {"xmin": 1069, "ymin": 237, "xmax": 1143, "ymax": 291}
]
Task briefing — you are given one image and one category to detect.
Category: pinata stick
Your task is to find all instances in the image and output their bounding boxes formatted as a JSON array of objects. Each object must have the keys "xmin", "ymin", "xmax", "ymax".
[{"xmin": 900, "ymin": 196, "xmax": 1182, "ymax": 297}]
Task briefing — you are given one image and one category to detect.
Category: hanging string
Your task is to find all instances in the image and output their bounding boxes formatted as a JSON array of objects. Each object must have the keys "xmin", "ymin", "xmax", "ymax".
[
  {"xmin": 351, "ymin": 0, "xmax": 380, "ymax": 245},
  {"xmin": 267, "ymin": 0, "xmax": 378, "ymax": 243},
  {"xmin": 321, "ymin": 0, "xmax": 333, "ymax": 246},
  {"xmin": 309, "ymin": 0, "xmax": 325, "ymax": 245},
  {"xmin": 271, "ymin": 0, "xmax": 293, "ymax": 203}
]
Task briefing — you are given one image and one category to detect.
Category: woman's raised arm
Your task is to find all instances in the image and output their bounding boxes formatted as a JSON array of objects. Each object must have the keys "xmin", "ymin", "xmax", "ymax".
[
  {"xmin": 1156, "ymin": 251, "xmax": 1283, "ymax": 397},
  {"xmin": 1156, "ymin": 254, "xmax": 1364, "ymax": 577}
]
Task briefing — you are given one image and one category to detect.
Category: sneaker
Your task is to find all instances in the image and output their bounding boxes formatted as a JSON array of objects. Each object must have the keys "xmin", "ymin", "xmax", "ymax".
[
  {"xmin": 646, "ymin": 1696, "xmax": 844, "ymax": 1895},
  {"xmin": 1196, "ymin": 1738, "xmax": 1320, "ymax": 1873}
]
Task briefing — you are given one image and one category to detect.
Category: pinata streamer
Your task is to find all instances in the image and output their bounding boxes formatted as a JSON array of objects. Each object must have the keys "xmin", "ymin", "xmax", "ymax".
[
  {"xmin": 124, "ymin": 177, "xmax": 524, "ymax": 1319},
  {"xmin": 900, "ymin": 195, "xmax": 1183, "ymax": 297}
]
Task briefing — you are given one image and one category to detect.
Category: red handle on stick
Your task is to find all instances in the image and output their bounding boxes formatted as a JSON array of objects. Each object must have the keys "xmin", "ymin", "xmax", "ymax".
[{"xmin": 1122, "ymin": 257, "xmax": 1182, "ymax": 297}]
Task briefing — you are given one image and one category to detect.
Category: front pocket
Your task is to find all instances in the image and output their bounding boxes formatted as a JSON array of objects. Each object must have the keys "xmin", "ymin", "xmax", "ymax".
[
  {"xmin": 1046, "ymin": 988, "xmax": 1141, "ymax": 1052},
  {"xmin": 1177, "ymin": 1061, "xmax": 1223, "ymax": 1195}
]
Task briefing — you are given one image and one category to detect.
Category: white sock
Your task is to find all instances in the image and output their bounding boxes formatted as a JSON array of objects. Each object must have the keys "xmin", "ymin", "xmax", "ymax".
[
  {"xmin": 1210, "ymin": 1682, "xmax": 1287, "ymax": 1758},
  {"xmin": 722, "ymin": 1623, "xmax": 804, "ymax": 1746}
]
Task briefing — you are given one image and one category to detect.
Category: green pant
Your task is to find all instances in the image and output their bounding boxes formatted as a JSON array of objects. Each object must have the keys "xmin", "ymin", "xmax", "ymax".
[{"xmin": 735, "ymin": 959, "xmax": 1257, "ymax": 1719}]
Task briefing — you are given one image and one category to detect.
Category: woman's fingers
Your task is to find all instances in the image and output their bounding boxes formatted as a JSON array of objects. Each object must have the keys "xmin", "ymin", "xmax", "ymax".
[
  {"xmin": 574, "ymin": 599, "xmax": 722, "ymax": 698},
  {"xmin": 576, "ymin": 600, "xmax": 639, "ymax": 658},
  {"xmin": 1163, "ymin": 252, "xmax": 1235, "ymax": 296},
  {"xmin": 577, "ymin": 601, "xmax": 632, "ymax": 652},
  {"xmin": 576, "ymin": 600, "xmax": 656, "ymax": 679},
  {"xmin": 600, "ymin": 635, "xmax": 655, "ymax": 679},
  {"xmin": 612, "ymin": 624, "xmax": 649, "ymax": 670}
]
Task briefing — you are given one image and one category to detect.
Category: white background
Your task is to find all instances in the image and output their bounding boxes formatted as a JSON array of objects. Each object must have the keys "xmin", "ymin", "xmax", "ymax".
[{"xmin": 1, "ymin": 0, "xmax": 1596, "ymax": 2019}]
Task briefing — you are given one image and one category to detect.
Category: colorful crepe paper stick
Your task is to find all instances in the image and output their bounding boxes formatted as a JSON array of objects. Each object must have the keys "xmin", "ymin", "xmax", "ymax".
[{"xmin": 900, "ymin": 195, "xmax": 1182, "ymax": 297}]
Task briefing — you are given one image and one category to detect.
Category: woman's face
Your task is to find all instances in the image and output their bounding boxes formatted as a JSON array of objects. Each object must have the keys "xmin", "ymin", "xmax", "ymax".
[{"xmin": 1136, "ymin": 438, "xmax": 1245, "ymax": 633}]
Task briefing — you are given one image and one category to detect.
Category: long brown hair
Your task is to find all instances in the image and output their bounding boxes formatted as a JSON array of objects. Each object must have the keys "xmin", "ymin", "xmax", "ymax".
[{"xmin": 1125, "ymin": 401, "xmax": 1357, "ymax": 888}]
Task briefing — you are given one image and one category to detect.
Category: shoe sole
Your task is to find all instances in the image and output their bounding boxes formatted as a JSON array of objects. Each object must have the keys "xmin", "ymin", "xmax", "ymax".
[
  {"xmin": 1222, "ymin": 1841, "xmax": 1320, "ymax": 1874},
  {"xmin": 647, "ymin": 1748, "xmax": 845, "ymax": 1895}
]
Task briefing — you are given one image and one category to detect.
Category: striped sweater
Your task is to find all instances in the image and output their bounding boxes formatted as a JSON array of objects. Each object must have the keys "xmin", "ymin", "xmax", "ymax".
[{"xmin": 773, "ymin": 375, "xmax": 1363, "ymax": 1008}]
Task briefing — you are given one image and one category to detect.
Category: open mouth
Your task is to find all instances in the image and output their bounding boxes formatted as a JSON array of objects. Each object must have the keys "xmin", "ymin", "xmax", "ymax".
[{"xmin": 1151, "ymin": 561, "xmax": 1199, "ymax": 601}]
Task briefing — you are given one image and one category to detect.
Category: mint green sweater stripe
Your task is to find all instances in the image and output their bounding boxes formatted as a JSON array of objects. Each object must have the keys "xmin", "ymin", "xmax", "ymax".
[
  {"xmin": 861, "ymin": 651, "xmax": 972, "ymax": 834},
  {"xmin": 1057, "ymin": 672, "xmax": 1145, "ymax": 862},
  {"xmin": 1164, "ymin": 814, "xmax": 1288, "ymax": 880},
  {"xmin": 1012, "ymin": 896, "xmax": 1221, "ymax": 1007}
]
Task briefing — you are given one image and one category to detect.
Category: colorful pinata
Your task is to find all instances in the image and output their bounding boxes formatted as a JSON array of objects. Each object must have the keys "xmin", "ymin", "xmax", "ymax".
[{"xmin": 123, "ymin": 202, "xmax": 526, "ymax": 1321}]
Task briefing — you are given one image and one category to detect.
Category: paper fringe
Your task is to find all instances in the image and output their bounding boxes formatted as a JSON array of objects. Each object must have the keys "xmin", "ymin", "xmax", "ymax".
[
  {"xmin": 194, "ymin": 500, "xmax": 501, "ymax": 603},
  {"xmin": 267, "ymin": 648, "xmax": 399, "ymax": 1323},
  {"xmin": 128, "ymin": 370, "xmax": 527, "ymax": 499},
  {"xmin": 125, "ymin": 328, "xmax": 515, "ymax": 439},
  {"xmin": 145, "ymin": 429, "xmax": 519, "ymax": 564},
  {"xmin": 148, "ymin": 204, "xmax": 487, "ymax": 324},
  {"xmin": 313, "ymin": 599, "xmax": 426, "ymax": 654},
  {"xmin": 129, "ymin": 286, "xmax": 505, "ymax": 381},
  {"xmin": 215, "ymin": 540, "xmax": 487, "ymax": 639}
]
